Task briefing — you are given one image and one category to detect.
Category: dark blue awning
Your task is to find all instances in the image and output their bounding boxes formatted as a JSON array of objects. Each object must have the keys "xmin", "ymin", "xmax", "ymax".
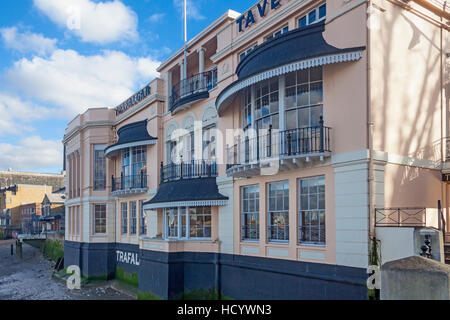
[
  {"xmin": 216, "ymin": 21, "xmax": 366, "ymax": 114},
  {"xmin": 105, "ymin": 120, "xmax": 157, "ymax": 157},
  {"xmin": 143, "ymin": 177, "xmax": 228, "ymax": 209}
]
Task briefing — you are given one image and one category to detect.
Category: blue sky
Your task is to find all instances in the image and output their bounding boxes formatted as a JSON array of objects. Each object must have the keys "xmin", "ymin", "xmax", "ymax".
[{"xmin": 0, "ymin": 0, "xmax": 253, "ymax": 174}]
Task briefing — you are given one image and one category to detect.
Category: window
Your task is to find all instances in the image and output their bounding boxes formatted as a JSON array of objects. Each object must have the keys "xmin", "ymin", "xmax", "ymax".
[
  {"xmin": 130, "ymin": 201, "xmax": 137, "ymax": 235},
  {"xmin": 285, "ymin": 67, "xmax": 323, "ymax": 128},
  {"xmin": 121, "ymin": 147, "xmax": 147, "ymax": 189},
  {"xmin": 239, "ymin": 44, "xmax": 258, "ymax": 62},
  {"xmin": 241, "ymin": 185, "xmax": 260, "ymax": 241},
  {"xmin": 93, "ymin": 204, "xmax": 106, "ymax": 234},
  {"xmin": 202, "ymin": 125, "xmax": 217, "ymax": 161},
  {"xmin": 267, "ymin": 181, "xmax": 289, "ymax": 242},
  {"xmin": 189, "ymin": 207, "xmax": 211, "ymax": 238},
  {"xmin": 255, "ymin": 78, "xmax": 279, "ymax": 131},
  {"xmin": 121, "ymin": 149, "xmax": 131, "ymax": 187},
  {"xmin": 298, "ymin": 176, "xmax": 325, "ymax": 245},
  {"xmin": 140, "ymin": 200, "xmax": 147, "ymax": 235},
  {"xmin": 241, "ymin": 88, "xmax": 252, "ymax": 132},
  {"xmin": 121, "ymin": 202, "xmax": 128, "ymax": 235},
  {"xmin": 166, "ymin": 208, "xmax": 179, "ymax": 238},
  {"xmin": 132, "ymin": 146, "xmax": 147, "ymax": 178},
  {"xmin": 265, "ymin": 25, "xmax": 289, "ymax": 41},
  {"xmin": 164, "ymin": 207, "xmax": 211, "ymax": 239},
  {"xmin": 298, "ymin": 4, "xmax": 326, "ymax": 28},
  {"xmin": 167, "ymin": 140, "xmax": 177, "ymax": 164},
  {"xmin": 93, "ymin": 145, "xmax": 106, "ymax": 190}
]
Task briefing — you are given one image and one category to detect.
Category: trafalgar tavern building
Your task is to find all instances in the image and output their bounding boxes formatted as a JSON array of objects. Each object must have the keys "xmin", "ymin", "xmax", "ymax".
[{"xmin": 63, "ymin": 0, "xmax": 449, "ymax": 299}]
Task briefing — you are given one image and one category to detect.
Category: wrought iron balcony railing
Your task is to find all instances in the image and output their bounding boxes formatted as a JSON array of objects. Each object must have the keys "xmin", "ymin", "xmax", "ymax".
[
  {"xmin": 170, "ymin": 68, "xmax": 217, "ymax": 111},
  {"xmin": 111, "ymin": 173, "xmax": 148, "ymax": 192},
  {"xmin": 160, "ymin": 161, "xmax": 218, "ymax": 183},
  {"xmin": 375, "ymin": 208, "xmax": 427, "ymax": 227},
  {"xmin": 227, "ymin": 119, "xmax": 331, "ymax": 170}
]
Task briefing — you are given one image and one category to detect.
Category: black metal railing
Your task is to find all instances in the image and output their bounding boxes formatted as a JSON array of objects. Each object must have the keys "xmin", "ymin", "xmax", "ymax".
[
  {"xmin": 111, "ymin": 173, "xmax": 148, "ymax": 192},
  {"xmin": 171, "ymin": 68, "xmax": 217, "ymax": 110},
  {"xmin": 445, "ymin": 137, "xmax": 450, "ymax": 161},
  {"xmin": 375, "ymin": 208, "xmax": 427, "ymax": 227},
  {"xmin": 227, "ymin": 119, "xmax": 331, "ymax": 170},
  {"xmin": 160, "ymin": 161, "xmax": 218, "ymax": 183}
]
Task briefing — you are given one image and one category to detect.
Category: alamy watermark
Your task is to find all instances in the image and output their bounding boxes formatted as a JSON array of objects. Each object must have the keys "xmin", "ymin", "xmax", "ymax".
[{"xmin": 66, "ymin": 265, "xmax": 81, "ymax": 290}]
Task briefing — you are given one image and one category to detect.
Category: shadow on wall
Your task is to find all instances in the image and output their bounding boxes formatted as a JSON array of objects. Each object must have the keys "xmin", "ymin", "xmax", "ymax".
[{"xmin": 376, "ymin": 6, "xmax": 446, "ymax": 208}]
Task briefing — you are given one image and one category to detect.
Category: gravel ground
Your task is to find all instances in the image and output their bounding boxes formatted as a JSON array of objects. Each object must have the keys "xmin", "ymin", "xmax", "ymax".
[{"xmin": 0, "ymin": 240, "xmax": 133, "ymax": 300}]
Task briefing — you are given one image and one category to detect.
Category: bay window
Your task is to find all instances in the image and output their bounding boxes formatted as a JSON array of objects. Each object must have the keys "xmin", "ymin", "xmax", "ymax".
[
  {"xmin": 164, "ymin": 207, "xmax": 212, "ymax": 239},
  {"xmin": 121, "ymin": 146, "xmax": 147, "ymax": 189}
]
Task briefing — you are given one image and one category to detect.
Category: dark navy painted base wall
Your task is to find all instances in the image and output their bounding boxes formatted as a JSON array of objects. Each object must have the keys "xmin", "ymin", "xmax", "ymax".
[
  {"xmin": 65, "ymin": 241, "xmax": 367, "ymax": 300},
  {"xmin": 64, "ymin": 241, "xmax": 116, "ymax": 279}
]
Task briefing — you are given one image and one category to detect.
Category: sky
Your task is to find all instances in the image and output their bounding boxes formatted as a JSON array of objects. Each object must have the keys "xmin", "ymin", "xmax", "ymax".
[{"xmin": 0, "ymin": 0, "xmax": 254, "ymax": 174}]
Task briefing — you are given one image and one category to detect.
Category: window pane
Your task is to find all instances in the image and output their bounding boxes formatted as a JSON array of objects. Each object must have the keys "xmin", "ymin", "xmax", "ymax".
[
  {"xmin": 310, "ymin": 82, "xmax": 323, "ymax": 105},
  {"xmin": 286, "ymin": 72, "xmax": 296, "ymax": 87},
  {"xmin": 310, "ymin": 67, "xmax": 322, "ymax": 82},
  {"xmin": 297, "ymin": 84, "xmax": 309, "ymax": 106},
  {"xmin": 299, "ymin": 16, "xmax": 307, "ymax": 28},
  {"xmin": 286, "ymin": 110, "xmax": 297, "ymax": 130},
  {"xmin": 298, "ymin": 107, "xmax": 310, "ymax": 128},
  {"xmin": 319, "ymin": 4, "xmax": 327, "ymax": 19},
  {"xmin": 309, "ymin": 10, "xmax": 316, "ymax": 23}
]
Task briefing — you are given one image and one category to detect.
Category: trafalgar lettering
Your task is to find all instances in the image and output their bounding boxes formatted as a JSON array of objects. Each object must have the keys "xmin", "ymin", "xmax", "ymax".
[
  {"xmin": 115, "ymin": 85, "xmax": 151, "ymax": 116},
  {"xmin": 116, "ymin": 250, "xmax": 140, "ymax": 266},
  {"xmin": 236, "ymin": 0, "xmax": 281, "ymax": 32}
]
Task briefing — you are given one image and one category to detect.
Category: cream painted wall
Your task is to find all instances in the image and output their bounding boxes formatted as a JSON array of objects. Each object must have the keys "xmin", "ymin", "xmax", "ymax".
[{"xmin": 370, "ymin": 0, "xmax": 446, "ymax": 161}]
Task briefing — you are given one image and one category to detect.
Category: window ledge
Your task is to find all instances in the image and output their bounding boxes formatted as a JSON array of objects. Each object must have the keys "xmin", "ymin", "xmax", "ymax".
[{"xmin": 298, "ymin": 243, "xmax": 327, "ymax": 250}]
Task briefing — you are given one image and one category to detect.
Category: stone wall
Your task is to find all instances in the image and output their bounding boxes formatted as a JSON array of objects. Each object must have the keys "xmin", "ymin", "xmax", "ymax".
[{"xmin": 0, "ymin": 171, "xmax": 65, "ymax": 191}]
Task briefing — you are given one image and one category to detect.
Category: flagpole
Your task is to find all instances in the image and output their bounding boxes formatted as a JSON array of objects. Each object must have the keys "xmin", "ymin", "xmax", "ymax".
[{"xmin": 183, "ymin": 0, "xmax": 187, "ymax": 82}]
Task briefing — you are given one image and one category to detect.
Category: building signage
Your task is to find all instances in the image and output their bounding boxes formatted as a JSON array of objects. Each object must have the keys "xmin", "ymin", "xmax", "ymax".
[
  {"xmin": 115, "ymin": 85, "xmax": 151, "ymax": 116},
  {"xmin": 116, "ymin": 250, "xmax": 140, "ymax": 266},
  {"xmin": 236, "ymin": 0, "xmax": 281, "ymax": 32}
]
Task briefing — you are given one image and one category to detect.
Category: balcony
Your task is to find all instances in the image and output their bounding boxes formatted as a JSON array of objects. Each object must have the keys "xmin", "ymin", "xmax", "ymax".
[
  {"xmin": 227, "ymin": 121, "xmax": 332, "ymax": 178},
  {"xmin": 160, "ymin": 161, "xmax": 218, "ymax": 183},
  {"xmin": 144, "ymin": 161, "xmax": 226, "ymax": 210},
  {"xmin": 170, "ymin": 68, "xmax": 217, "ymax": 113},
  {"xmin": 111, "ymin": 173, "xmax": 148, "ymax": 196}
]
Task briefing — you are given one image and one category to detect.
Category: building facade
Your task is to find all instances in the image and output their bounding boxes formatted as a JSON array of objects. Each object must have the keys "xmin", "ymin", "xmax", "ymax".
[
  {"xmin": 20, "ymin": 202, "xmax": 42, "ymax": 235},
  {"xmin": 0, "ymin": 184, "xmax": 53, "ymax": 228},
  {"xmin": 63, "ymin": 0, "xmax": 450, "ymax": 299},
  {"xmin": 40, "ymin": 193, "xmax": 66, "ymax": 233}
]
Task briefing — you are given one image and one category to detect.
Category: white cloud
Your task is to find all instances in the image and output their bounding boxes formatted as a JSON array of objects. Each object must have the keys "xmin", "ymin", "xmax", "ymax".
[
  {"xmin": 173, "ymin": 0, "xmax": 205, "ymax": 21},
  {"xmin": 0, "ymin": 93, "xmax": 51, "ymax": 136},
  {"xmin": 0, "ymin": 27, "xmax": 57, "ymax": 56},
  {"xmin": 5, "ymin": 49, "xmax": 160, "ymax": 118},
  {"xmin": 148, "ymin": 13, "xmax": 165, "ymax": 23},
  {"xmin": 0, "ymin": 136, "xmax": 62, "ymax": 172},
  {"xmin": 33, "ymin": 0, "xmax": 138, "ymax": 44}
]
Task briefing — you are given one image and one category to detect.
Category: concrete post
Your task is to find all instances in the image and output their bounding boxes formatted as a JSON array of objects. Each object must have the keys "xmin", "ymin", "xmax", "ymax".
[{"xmin": 381, "ymin": 256, "xmax": 450, "ymax": 300}]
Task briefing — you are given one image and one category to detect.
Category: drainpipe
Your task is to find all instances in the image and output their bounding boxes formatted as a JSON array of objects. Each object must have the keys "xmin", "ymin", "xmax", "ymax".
[
  {"xmin": 214, "ymin": 253, "xmax": 221, "ymax": 300},
  {"xmin": 367, "ymin": 0, "xmax": 375, "ymax": 242}
]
